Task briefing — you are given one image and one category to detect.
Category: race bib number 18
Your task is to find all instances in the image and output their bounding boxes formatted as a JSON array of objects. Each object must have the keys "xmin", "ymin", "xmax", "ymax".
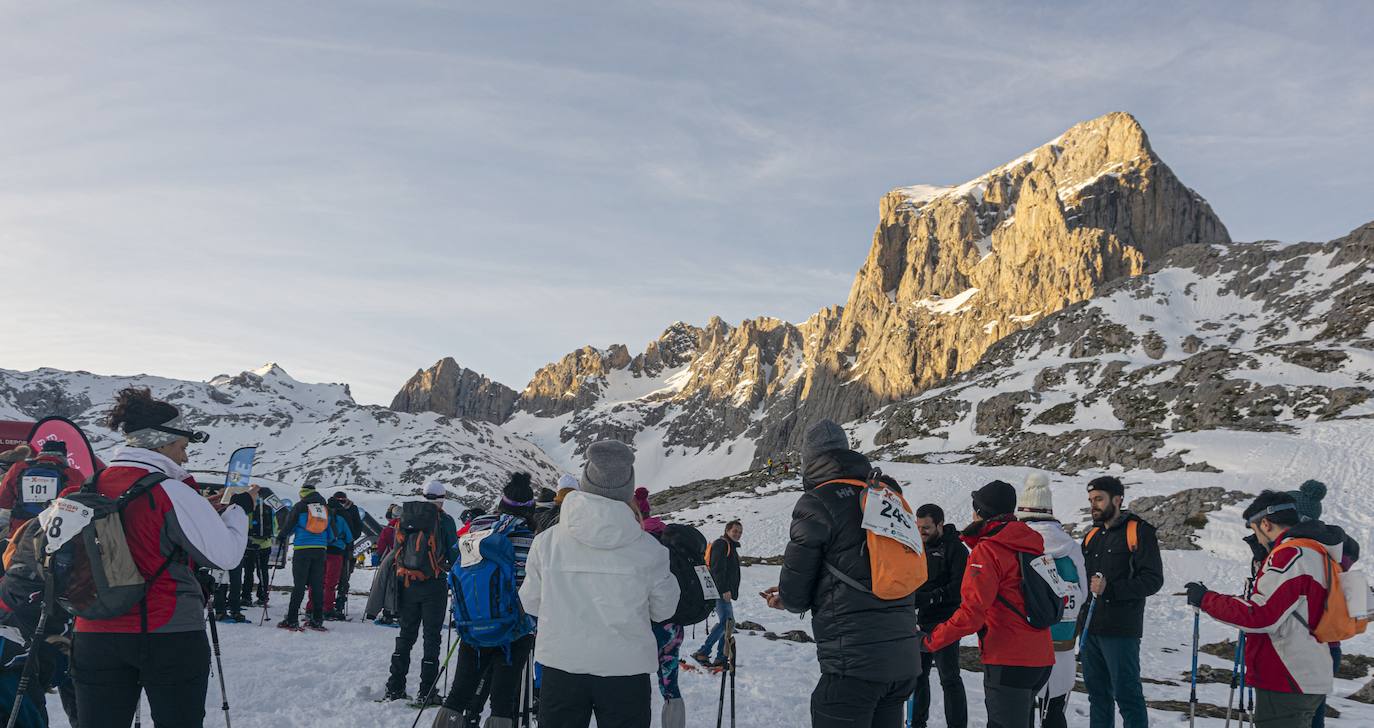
[
  {"xmin": 37, "ymin": 498, "xmax": 95, "ymax": 554},
  {"xmin": 861, "ymin": 488, "xmax": 923, "ymax": 555}
]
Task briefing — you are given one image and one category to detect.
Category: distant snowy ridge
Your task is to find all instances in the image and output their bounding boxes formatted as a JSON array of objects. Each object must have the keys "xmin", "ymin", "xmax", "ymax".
[{"xmin": 0, "ymin": 363, "xmax": 560, "ymax": 509}]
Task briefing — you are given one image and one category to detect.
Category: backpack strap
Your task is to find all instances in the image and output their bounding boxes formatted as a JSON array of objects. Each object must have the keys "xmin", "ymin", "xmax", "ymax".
[
  {"xmin": 1126, "ymin": 520, "xmax": 1139, "ymax": 552},
  {"xmin": 824, "ymin": 561, "xmax": 873, "ymax": 596},
  {"xmin": 1082, "ymin": 526, "xmax": 1100, "ymax": 547}
]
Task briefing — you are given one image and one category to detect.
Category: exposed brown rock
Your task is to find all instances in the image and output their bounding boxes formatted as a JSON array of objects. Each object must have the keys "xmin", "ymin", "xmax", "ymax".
[{"xmin": 390, "ymin": 357, "xmax": 518, "ymax": 425}]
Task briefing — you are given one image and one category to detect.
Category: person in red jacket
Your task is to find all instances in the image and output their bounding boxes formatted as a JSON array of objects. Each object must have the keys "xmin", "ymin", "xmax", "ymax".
[
  {"xmin": 923, "ymin": 481, "xmax": 1053, "ymax": 728},
  {"xmin": 0, "ymin": 440, "xmax": 86, "ymax": 537},
  {"xmin": 66, "ymin": 387, "xmax": 253, "ymax": 728}
]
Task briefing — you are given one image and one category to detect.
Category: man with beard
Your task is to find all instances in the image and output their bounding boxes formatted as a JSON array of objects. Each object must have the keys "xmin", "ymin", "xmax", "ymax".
[
  {"xmin": 1079, "ymin": 476, "xmax": 1163, "ymax": 728},
  {"xmin": 910, "ymin": 504, "xmax": 968, "ymax": 728}
]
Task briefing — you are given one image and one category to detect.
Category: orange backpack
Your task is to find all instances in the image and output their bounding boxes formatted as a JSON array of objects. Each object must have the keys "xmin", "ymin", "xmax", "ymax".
[
  {"xmin": 1275, "ymin": 538, "xmax": 1368, "ymax": 643},
  {"xmin": 1083, "ymin": 520, "xmax": 1138, "ymax": 551},
  {"xmin": 304, "ymin": 502, "xmax": 329, "ymax": 534},
  {"xmin": 704, "ymin": 540, "xmax": 733, "ymax": 567},
  {"xmin": 821, "ymin": 478, "xmax": 927, "ymax": 600}
]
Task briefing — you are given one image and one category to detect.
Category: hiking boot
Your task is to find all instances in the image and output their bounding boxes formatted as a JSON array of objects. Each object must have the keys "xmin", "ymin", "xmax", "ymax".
[
  {"xmin": 227, "ymin": 612, "xmax": 249, "ymax": 623},
  {"xmin": 413, "ymin": 690, "xmax": 443, "ymax": 707},
  {"xmin": 305, "ymin": 620, "xmax": 328, "ymax": 632},
  {"xmin": 689, "ymin": 651, "xmax": 712, "ymax": 665},
  {"xmin": 381, "ymin": 688, "xmax": 409, "ymax": 702},
  {"xmin": 324, "ymin": 609, "xmax": 346, "ymax": 621},
  {"xmin": 213, "ymin": 610, "xmax": 228, "ymax": 622},
  {"xmin": 276, "ymin": 619, "xmax": 301, "ymax": 631},
  {"xmin": 710, "ymin": 655, "xmax": 728, "ymax": 668}
]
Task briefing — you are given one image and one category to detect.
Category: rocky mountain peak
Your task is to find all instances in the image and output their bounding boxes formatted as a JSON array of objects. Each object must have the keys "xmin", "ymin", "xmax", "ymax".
[{"xmin": 390, "ymin": 357, "xmax": 518, "ymax": 425}]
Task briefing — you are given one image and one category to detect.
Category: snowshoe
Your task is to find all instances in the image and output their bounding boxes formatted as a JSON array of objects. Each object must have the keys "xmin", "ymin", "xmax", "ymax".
[
  {"xmin": 689, "ymin": 650, "xmax": 712, "ymax": 666},
  {"xmin": 407, "ymin": 691, "xmax": 443, "ymax": 709},
  {"xmin": 323, "ymin": 609, "xmax": 347, "ymax": 621},
  {"xmin": 226, "ymin": 612, "xmax": 249, "ymax": 623},
  {"xmin": 276, "ymin": 619, "xmax": 303, "ymax": 631},
  {"xmin": 305, "ymin": 620, "xmax": 328, "ymax": 632},
  {"xmin": 377, "ymin": 688, "xmax": 409, "ymax": 703}
]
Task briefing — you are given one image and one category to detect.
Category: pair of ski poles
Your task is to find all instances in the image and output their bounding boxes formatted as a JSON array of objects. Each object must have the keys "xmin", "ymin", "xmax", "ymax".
[
  {"xmin": 1225, "ymin": 631, "xmax": 1253, "ymax": 728},
  {"xmin": 715, "ymin": 620, "xmax": 737, "ymax": 728}
]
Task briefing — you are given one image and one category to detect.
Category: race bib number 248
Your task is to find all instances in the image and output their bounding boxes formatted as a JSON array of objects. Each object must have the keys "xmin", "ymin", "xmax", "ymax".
[{"xmin": 861, "ymin": 489, "xmax": 923, "ymax": 555}]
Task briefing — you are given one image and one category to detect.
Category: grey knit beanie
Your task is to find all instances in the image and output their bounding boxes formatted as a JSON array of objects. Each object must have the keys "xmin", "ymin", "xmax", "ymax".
[{"xmin": 581, "ymin": 440, "xmax": 636, "ymax": 503}]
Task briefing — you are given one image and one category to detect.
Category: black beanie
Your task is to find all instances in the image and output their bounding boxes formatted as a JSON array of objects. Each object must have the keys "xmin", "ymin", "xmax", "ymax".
[
  {"xmin": 972, "ymin": 480, "xmax": 1017, "ymax": 519},
  {"xmin": 1087, "ymin": 476, "xmax": 1125, "ymax": 498},
  {"xmin": 503, "ymin": 472, "xmax": 534, "ymax": 506}
]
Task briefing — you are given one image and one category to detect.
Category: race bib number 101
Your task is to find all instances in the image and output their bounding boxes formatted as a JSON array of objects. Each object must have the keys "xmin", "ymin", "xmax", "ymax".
[
  {"xmin": 21, "ymin": 476, "xmax": 59, "ymax": 503},
  {"xmin": 37, "ymin": 498, "xmax": 95, "ymax": 554},
  {"xmin": 861, "ymin": 488, "xmax": 923, "ymax": 555}
]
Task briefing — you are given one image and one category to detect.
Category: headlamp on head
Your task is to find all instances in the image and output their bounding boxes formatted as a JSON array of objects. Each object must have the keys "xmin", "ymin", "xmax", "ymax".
[{"xmin": 152, "ymin": 424, "xmax": 211, "ymax": 444}]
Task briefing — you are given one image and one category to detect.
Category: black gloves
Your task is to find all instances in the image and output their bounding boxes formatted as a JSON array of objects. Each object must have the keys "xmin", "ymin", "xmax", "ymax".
[
  {"xmin": 1244, "ymin": 534, "xmax": 1268, "ymax": 565},
  {"xmin": 1185, "ymin": 582, "xmax": 1209, "ymax": 608},
  {"xmin": 229, "ymin": 491, "xmax": 256, "ymax": 514}
]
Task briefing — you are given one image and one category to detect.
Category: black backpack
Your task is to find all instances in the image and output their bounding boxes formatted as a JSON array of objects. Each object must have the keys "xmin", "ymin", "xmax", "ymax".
[
  {"xmin": 395, "ymin": 501, "xmax": 443, "ymax": 584},
  {"xmin": 658, "ymin": 523, "xmax": 716, "ymax": 626},
  {"xmin": 15, "ymin": 460, "xmax": 68, "ymax": 520},
  {"xmin": 998, "ymin": 551, "xmax": 1067, "ymax": 630},
  {"xmin": 249, "ymin": 503, "xmax": 274, "ymax": 540}
]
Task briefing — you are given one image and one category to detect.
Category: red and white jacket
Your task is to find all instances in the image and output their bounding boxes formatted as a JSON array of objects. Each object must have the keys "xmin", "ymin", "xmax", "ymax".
[
  {"xmin": 61, "ymin": 448, "xmax": 249, "ymax": 634},
  {"xmin": 1201, "ymin": 521, "xmax": 1342, "ymax": 695}
]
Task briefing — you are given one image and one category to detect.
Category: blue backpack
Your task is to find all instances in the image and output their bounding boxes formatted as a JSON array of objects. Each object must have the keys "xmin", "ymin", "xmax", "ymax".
[
  {"xmin": 15, "ymin": 460, "xmax": 67, "ymax": 520},
  {"xmin": 448, "ymin": 516, "xmax": 532, "ymax": 651}
]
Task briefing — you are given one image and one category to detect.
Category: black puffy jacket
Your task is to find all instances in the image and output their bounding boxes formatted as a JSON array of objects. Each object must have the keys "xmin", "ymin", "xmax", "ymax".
[
  {"xmin": 1080, "ymin": 512, "xmax": 1163, "ymax": 638},
  {"xmin": 915, "ymin": 524, "xmax": 967, "ymax": 630},
  {"xmin": 707, "ymin": 537, "xmax": 741, "ymax": 599},
  {"xmin": 778, "ymin": 449, "xmax": 920, "ymax": 680}
]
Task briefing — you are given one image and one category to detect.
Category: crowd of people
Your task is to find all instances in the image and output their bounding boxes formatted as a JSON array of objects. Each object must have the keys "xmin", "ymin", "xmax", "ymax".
[{"xmin": 0, "ymin": 389, "xmax": 1361, "ymax": 728}]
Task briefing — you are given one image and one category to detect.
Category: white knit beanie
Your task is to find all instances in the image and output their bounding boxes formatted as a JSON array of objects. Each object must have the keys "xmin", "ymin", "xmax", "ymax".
[{"xmin": 1016, "ymin": 472, "xmax": 1055, "ymax": 520}]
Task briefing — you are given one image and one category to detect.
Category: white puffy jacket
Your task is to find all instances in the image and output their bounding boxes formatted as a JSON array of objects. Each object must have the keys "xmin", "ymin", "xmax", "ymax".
[
  {"xmin": 519, "ymin": 490, "xmax": 680, "ymax": 676},
  {"xmin": 1027, "ymin": 519, "xmax": 1089, "ymax": 700}
]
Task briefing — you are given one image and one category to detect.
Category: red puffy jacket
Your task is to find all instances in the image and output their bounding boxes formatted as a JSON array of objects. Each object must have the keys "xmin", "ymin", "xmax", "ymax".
[{"xmin": 925, "ymin": 517, "xmax": 1054, "ymax": 667}]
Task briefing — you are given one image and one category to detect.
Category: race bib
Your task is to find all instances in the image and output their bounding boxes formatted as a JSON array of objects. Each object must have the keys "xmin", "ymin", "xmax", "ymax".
[
  {"xmin": 459, "ymin": 529, "xmax": 492, "ymax": 568},
  {"xmin": 861, "ymin": 488, "xmax": 922, "ymax": 555},
  {"xmin": 307, "ymin": 503, "xmax": 327, "ymax": 520},
  {"xmin": 36, "ymin": 498, "xmax": 95, "ymax": 554},
  {"xmin": 263, "ymin": 494, "xmax": 284, "ymax": 511},
  {"xmin": 1029, "ymin": 554, "xmax": 1077, "ymax": 598},
  {"xmin": 21, "ymin": 475, "xmax": 59, "ymax": 503},
  {"xmin": 695, "ymin": 565, "xmax": 721, "ymax": 600}
]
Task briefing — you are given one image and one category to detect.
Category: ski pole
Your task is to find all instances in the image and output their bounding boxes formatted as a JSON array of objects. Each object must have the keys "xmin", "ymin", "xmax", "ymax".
[
  {"xmin": 207, "ymin": 603, "xmax": 232, "ymax": 728},
  {"xmin": 260, "ymin": 547, "xmax": 283, "ymax": 626},
  {"xmin": 715, "ymin": 620, "xmax": 731, "ymax": 728},
  {"xmin": 410, "ymin": 636, "xmax": 462, "ymax": 728},
  {"xmin": 728, "ymin": 623, "xmax": 736, "ymax": 728},
  {"xmin": 5, "ymin": 604, "xmax": 50, "ymax": 728},
  {"xmin": 1188, "ymin": 608, "xmax": 1200, "ymax": 728},
  {"xmin": 1225, "ymin": 630, "xmax": 1242, "ymax": 728},
  {"xmin": 1078, "ymin": 572, "xmax": 1104, "ymax": 652},
  {"xmin": 442, "ymin": 617, "xmax": 453, "ymax": 695}
]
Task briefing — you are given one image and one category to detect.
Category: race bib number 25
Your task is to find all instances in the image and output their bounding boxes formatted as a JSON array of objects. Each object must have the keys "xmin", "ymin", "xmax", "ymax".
[
  {"xmin": 36, "ymin": 498, "xmax": 95, "ymax": 554},
  {"xmin": 861, "ymin": 488, "xmax": 923, "ymax": 555}
]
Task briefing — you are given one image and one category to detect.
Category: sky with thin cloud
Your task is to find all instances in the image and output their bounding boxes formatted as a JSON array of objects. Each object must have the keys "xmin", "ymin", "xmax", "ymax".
[{"xmin": 2, "ymin": 1, "xmax": 1370, "ymax": 405}]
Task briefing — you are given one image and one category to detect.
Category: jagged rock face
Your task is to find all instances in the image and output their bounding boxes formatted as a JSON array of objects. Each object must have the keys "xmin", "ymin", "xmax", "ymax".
[
  {"xmin": 861, "ymin": 221, "xmax": 1374, "ymax": 474},
  {"xmin": 390, "ymin": 357, "xmax": 518, "ymax": 425},
  {"xmin": 507, "ymin": 113, "xmax": 1233, "ymax": 484},
  {"xmin": 766, "ymin": 112, "xmax": 1230, "ymax": 455}
]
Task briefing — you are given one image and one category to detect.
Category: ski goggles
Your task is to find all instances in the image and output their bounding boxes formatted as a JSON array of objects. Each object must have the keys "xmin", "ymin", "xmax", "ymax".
[{"xmin": 1245, "ymin": 502, "xmax": 1296, "ymax": 524}]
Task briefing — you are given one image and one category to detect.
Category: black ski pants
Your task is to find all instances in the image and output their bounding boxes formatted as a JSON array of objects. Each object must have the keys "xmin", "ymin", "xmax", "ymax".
[
  {"xmin": 810, "ymin": 672, "xmax": 918, "ymax": 728},
  {"xmin": 212, "ymin": 567, "xmax": 243, "ymax": 615},
  {"xmin": 984, "ymin": 664, "xmax": 1051, "ymax": 728},
  {"xmin": 240, "ymin": 546, "xmax": 271, "ymax": 603},
  {"xmin": 285, "ymin": 548, "xmax": 325, "ymax": 624},
  {"xmin": 913, "ymin": 640, "xmax": 967, "ymax": 728},
  {"xmin": 539, "ymin": 666, "xmax": 650, "ymax": 728},
  {"xmin": 387, "ymin": 577, "xmax": 447, "ymax": 696},
  {"xmin": 442, "ymin": 634, "xmax": 534, "ymax": 718},
  {"xmin": 73, "ymin": 630, "xmax": 211, "ymax": 728}
]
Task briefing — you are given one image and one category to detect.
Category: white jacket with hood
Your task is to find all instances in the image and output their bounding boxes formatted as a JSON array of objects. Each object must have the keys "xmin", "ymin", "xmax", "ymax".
[
  {"xmin": 519, "ymin": 490, "xmax": 680, "ymax": 676},
  {"xmin": 1027, "ymin": 518, "xmax": 1088, "ymax": 700}
]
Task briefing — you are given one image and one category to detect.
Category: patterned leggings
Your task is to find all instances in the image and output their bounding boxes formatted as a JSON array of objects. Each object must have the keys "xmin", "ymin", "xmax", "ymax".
[{"xmin": 653, "ymin": 622, "xmax": 684, "ymax": 700}]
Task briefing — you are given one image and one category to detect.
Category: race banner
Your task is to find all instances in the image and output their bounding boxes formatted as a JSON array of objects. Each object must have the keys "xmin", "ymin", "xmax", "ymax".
[
  {"xmin": 27, "ymin": 417, "xmax": 98, "ymax": 480},
  {"xmin": 224, "ymin": 446, "xmax": 257, "ymax": 489}
]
